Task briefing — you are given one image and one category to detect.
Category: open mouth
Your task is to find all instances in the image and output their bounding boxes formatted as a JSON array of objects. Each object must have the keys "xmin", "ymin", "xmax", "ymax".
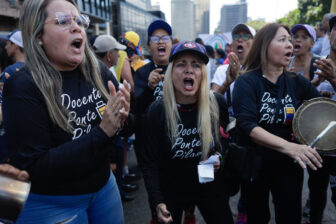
[
  {"xmin": 285, "ymin": 52, "xmax": 292, "ymax": 57},
  {"xmin": 183, "ymin": 78, "xmax": 194, "ymax": 90},
  {"xmin": 294, "ymin": 44, "xmax": 301, "ymax": 51},
  {"xmin": 237, "ymin": 45, "xmax": 244, "ymax": 53},
  {"xmin": 71, "ymin": 39, "xmax": 83, "ymax": 49},
  {"xmin": 158, "ymin": 46, "xmax": 166, "ymax": 55}
]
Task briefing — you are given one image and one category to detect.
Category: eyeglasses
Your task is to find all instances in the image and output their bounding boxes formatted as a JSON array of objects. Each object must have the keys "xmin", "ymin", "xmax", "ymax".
[
  {"xmin": 150, "ymin": 35, "xmax": 171, "ymax": 43},
  {"xmin": 46, "ymin": 12, "xmax": 90, "ymax": 30},
  {"xmin": 232, "ymin": 34, "xmax": 252, "ymax": 41}
]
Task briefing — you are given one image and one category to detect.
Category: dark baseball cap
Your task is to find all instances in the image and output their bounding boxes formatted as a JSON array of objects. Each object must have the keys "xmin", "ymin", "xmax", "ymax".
[
  {"xmin": 232, "ymin": 24, "xmax": 256, "ymax": 37},
  {"xmin": 148, "ymin": 20, "xmax": 172, "ymax": 37},
  {"xmin": 169, "ymin": 41, "xmax": 209, "ymax": 64},
  {"xmin": 329, "ymin": 16, "xmax": 336, "ymax": 32}
]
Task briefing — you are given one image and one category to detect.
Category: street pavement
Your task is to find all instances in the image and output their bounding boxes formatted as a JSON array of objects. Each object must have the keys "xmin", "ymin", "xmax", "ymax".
[{"xmin": 123, "ymin": 149, "xmax": 336, "ymax": 224}]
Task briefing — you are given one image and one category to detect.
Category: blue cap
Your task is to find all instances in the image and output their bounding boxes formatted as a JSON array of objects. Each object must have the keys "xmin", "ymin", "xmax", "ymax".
[
  {"xmin": 148, "ymin": 20, "xmax": 172, "ymax": 37},
  {"xmin": 169, "ymin": 41, "xmax": 209, "ymax": 64},
  {"xmin": 291, "ymin": 24, "xmax": 316, "ymax": 42}
]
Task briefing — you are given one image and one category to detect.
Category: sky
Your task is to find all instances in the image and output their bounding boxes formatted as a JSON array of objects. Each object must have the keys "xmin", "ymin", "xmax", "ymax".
[{"xmin": 151, "ymin": 0, "xmax": 298, "ymax": 34}]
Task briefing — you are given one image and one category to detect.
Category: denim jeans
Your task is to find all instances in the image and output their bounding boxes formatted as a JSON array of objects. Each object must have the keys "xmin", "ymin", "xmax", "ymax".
[{"xmin": 16, "ymin": 172, "xmax": 123, "ymax": 224}]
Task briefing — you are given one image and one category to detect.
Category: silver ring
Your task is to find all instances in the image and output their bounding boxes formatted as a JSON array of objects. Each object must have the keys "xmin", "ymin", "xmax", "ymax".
[{"xmin": 232, "ymin": 62, "xmax": 236, "ymax": 65}]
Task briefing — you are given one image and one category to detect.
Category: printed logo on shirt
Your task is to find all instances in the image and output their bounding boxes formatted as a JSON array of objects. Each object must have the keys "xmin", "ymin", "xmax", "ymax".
[
  {"xmin": 96, "ymin": 101, "xmax": 106, "ymax": 118},
  {"xmin": 259, "ymin": 92, "xmax": 294, "ymax": 125},
  {"xmin": 153, "ymin": 80, "xmax": 164, "ymax": 100},
  {"xmin": 61, "ymin": 87, "xmax": 103, "ymax": 140},
  {"xmin": 171, "ymin": 124, "xmax": 202, "ymax": 160},
  {"xmin": 284, "ymin": 106, "xmax": 295, "ymax": 125}
]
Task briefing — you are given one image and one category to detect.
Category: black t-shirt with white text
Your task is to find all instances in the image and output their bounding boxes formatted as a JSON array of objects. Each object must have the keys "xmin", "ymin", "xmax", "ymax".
[
  {"xmin": 233, "ymin": 69, "xmax": 321, "ymax": 162},
  {"xmin": 3, "ymin": 62, "xmax": 119, "ymax": 195},
  {"xmin": 142, "ymin": 93, "xmax": 229, "ymax": 208}
]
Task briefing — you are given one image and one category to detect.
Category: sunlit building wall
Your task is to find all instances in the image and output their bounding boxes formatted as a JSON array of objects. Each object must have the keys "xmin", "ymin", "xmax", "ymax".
[
  {"xmin": 112, "ymin": 0, "xmax": 165, "ymax": 45},
  {"xmin": 194, "ymin": 0, "xmax": 210, "ymax": 35},
  {"xmin": 219, "ymin": 0, "xmax": 247, "ymax": 33},
  {"xmin": 171, "ymin": 0, "xmax": 196, "ymax": 41},
  {"xmin": 125, "ymin": 0, "xmax": 151, "ymax": 10},
  {"xmin": 0, "ymin": 0, "xmax": 113, "ymax": 35}
]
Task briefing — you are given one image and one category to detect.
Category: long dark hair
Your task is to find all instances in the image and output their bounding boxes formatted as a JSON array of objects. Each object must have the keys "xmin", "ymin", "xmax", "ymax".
[{"xmin": 242, "ymin": 23, "xmax": 290, "ymax": 73}]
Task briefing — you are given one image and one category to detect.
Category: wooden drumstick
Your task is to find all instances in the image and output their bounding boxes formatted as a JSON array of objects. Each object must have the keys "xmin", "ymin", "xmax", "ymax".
[{"xmin": 309, "ymin": 121, "xmax": 336, "ymax": 148}]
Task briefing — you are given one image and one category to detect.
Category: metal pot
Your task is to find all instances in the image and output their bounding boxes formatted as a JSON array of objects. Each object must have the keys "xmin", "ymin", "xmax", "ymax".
[{"xmin": 0, "ymin": 173, "xmax": 30, "ymax": 222}]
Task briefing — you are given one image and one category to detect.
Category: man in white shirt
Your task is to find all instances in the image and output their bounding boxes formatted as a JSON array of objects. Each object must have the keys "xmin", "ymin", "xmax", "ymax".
[
  {"xmin": 211, "ymin": 24, "xmax": 255, "ymax": 115},
  {"xmin": 93, "ymin": 34, "xmax": 126, "ymax": 78}
]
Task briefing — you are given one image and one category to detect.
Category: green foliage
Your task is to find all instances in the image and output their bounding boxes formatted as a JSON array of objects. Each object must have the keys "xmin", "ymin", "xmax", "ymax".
[
  {"xmin": 277, "ymin": 9, "xmax": 301, "ymax": 27},
  {"xmin": 276, "ymin": 0, "xmax": 332, "ymax": 28},
  {"xmin": 246, "ymin": 20, "xmax": 268, "ymax": 31}
]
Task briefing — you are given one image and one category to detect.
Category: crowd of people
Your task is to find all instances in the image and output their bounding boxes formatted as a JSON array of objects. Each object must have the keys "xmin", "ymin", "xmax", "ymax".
[{"xmin": 0, "ymin": 0, "xmax": 336, "ymax": 224}]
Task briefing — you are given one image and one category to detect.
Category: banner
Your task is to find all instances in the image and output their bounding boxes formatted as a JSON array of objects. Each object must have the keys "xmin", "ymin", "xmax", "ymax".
[{"xmin": 198, "ymin": 33, "xmax": 232, "ymax": 49}]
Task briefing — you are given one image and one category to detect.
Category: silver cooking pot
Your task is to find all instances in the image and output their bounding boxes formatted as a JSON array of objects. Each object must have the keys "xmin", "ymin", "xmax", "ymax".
[{"xmin": 0, "ymin": 173, "xmax": 30, "ymax": 222}]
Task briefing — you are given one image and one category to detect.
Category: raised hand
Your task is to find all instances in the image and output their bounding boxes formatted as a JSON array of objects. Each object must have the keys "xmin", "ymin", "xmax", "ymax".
[
  {"xmin": 148, "ymin": 68, "xmax": 165, "ymax": 89},
  {"xmin": 227, "ymin": 52, "xmax": 240, "ymax": 84},
  {"xmin": 313, "ymin": 58, "xmax": 336, "ymax": 89},
  {"xmin": 118, "ymin": 80, "xmax": 131, "ymax": 121},
  {"xmin": 99, "ymin": 80, "xmax": 130, "ymax": 137}
]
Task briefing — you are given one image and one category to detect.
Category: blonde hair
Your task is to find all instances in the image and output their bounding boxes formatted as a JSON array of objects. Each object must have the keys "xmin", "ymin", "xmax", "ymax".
[
  {"xmin": 20, "ymin": 0, "xmax": 109, "ymax": 132},
  {"xmin": 163, "ymin": 62, "xmax": 220, "ymax": 159}
]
